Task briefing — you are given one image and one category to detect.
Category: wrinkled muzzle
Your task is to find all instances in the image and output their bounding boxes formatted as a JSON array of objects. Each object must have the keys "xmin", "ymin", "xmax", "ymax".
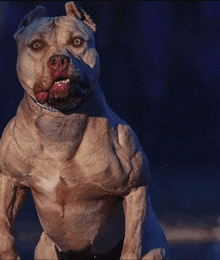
[
  {"xmin": 34, "ymin": 54, "xmax": 72, "ymax": 104},
  {"xmin": 33, "ymin": 52, "xmax": 97, "ymax": 106}
]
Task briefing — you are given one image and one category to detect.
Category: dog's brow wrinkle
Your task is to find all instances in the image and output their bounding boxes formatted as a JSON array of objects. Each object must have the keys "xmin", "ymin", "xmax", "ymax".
[{"xmin": 25, "ymin": 29, "xmax": 54, "ymax": 46}]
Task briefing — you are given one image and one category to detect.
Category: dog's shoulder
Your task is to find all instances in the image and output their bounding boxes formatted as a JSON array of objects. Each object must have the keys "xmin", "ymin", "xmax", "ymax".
[
  {"xmin": 0, "ymin": 117, "xmax": 19, "ymax": 176},
  {"xmin": 103, "ymin": 107, "xmax": 152, "ymax": 189},
  {"xmin": 114, "ymin": 122, "xmax": 151, "ymax": 188},
  {"xmin": 0, "ymin": 116, "xmax": 16, "ymax": 150},
  {"xmin": 0, "ymin": 115, "xmax": 36, "ymax": 182}
]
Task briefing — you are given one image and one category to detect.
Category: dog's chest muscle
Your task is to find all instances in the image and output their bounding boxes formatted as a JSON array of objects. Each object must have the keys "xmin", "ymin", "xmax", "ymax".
[{"xmin": 30, "ymin": 118, "xmax": 132, "ymax": 196}]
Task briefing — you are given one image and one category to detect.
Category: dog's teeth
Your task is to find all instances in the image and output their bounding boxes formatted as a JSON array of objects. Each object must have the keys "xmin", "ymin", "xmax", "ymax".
[{"xmin": 54, "ymin": 79, "xmax": 70, "ymax": 85}]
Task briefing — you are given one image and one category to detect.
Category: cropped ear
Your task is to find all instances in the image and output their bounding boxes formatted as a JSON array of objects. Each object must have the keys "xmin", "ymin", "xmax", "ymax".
[
  {"xmin": 18, "ymin": 5, "xmax": 45, "ymax": 28},
  {"xmin": 65, "ymin": 2, "xmax": 96, "ymax": 32},
  {"xmin": 14, "ymin": 6, "xmax": 45, "ymax": 39}
]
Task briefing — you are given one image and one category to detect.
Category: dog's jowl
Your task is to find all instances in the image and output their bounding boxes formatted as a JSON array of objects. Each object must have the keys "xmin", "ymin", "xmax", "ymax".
[{"xmin": 0, "ymin": 2, "xmax": 169, "ymax": 260}]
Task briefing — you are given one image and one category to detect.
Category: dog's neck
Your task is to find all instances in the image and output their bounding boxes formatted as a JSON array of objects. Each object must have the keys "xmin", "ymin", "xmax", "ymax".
[{"xmin": 18, "ymin": 85, "xmax": 111, "ymax": 158}]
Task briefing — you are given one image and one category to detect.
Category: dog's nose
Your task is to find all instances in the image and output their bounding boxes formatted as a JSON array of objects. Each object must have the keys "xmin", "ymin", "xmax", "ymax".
[{"xmin": 48, "ymin": 54, "xmax": 70, "ymax": 72}]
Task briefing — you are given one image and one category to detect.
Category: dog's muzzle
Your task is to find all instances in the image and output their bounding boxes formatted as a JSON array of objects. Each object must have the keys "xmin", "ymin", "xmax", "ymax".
[
  {"xmin": 31, "ymin": 54, "xmax": 91, "ymax": 112},
  {"xmin": 33, "ymin": 54, "xmax": 72, "ymax": 104}
]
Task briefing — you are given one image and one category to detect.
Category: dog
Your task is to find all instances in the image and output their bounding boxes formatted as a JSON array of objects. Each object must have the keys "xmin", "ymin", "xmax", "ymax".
[{"xmin": 0, "ymin": 2, "xmax": 169, "ymax": 259}]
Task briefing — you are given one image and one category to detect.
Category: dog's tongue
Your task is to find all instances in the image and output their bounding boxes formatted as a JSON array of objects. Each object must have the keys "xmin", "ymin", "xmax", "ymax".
[
  {"xmin": 35, "ymin": 91, "xmax": 49, "ymax": 104},
  {"xmin": 34, "ymin": 82, "xmax": 70, "ymax": 104}
]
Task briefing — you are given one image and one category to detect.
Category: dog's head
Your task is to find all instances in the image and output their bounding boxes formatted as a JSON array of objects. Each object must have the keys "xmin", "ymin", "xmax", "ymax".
[{"xmin": 14, "ymin": 2, "xmax": 100, "ymax": 110}]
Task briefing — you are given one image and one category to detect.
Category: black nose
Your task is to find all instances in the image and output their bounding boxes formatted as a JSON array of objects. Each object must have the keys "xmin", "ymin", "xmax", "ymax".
[{"xmin": 48, "ymin": 54, "xmax": 70, "ymax": 72}]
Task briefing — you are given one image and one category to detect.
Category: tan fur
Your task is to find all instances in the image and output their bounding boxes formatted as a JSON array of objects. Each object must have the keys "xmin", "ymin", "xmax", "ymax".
[
  {"xmin": 0, "ymin": 2, "xmax": 168, "ymax": 260},
  {"xmin": 65, "ymin": 2, "xmax": 96, "ymax": 32},
  {"xmin": 35, "ymin": 232, "xmax": 57, "ymax": 259},
  {"xmin": 65, "ymin": 2, "xmax": 82, "ymax": 18}
]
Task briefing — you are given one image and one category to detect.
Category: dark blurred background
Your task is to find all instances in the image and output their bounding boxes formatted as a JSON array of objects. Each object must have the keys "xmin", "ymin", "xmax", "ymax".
[{"xmin": 1, "ymin": 1, "xmax": 220, "ymax": 259}]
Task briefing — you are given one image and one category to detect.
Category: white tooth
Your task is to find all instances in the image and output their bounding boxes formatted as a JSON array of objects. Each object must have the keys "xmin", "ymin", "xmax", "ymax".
[{"xmin": 58, "ymin": 84, "xmax": 61, "ymax": 86}]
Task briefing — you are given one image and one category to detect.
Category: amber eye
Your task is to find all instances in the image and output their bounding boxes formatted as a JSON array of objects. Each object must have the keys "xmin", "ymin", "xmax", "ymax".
[
  {"xmin": 72, "ymin": 37, "xmax": 84, "ymax": 47},
  {"xmin": 31, "ymin": 41, "xmax": 43, "ymax": 50}
]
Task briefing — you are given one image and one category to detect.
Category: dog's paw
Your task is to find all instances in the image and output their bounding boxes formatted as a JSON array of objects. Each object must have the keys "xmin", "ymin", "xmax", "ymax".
[{"xmin": 142, "ymin": 248, "xmax": 167, "ymax": 260}]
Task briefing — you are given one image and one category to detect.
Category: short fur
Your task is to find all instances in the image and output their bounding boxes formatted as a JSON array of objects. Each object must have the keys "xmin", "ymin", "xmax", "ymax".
[{"xmin": 0, "ymin": 2, "xmax": 169, "ymax": 260}]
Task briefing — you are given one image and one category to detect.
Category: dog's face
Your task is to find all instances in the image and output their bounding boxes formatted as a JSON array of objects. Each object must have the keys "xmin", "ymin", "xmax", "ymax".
[{"xmin": 14, "ymin": 2, "xmax": 100, "ymax": 110}]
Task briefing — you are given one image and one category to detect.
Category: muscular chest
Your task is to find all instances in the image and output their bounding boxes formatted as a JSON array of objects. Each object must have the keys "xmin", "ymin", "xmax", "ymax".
[
  {"xmin": 31, "ymin": 140, "xmax": 131, "ymax": 195},
  {"xmin": 2, "ymin": 116, "xmax": 145, "ymax": 197}
]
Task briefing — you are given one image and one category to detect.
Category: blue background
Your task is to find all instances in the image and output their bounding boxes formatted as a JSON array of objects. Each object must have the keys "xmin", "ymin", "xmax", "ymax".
[{"xmin": 1, "ymin": 1, "xmax": 220, "ymax": 259}]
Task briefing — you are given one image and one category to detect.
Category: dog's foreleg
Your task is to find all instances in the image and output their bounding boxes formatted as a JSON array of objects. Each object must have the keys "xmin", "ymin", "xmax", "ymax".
[
  {"xmin": 120, "ymin": 186, "xmax": 147, "ymax": 260},
  {"xmin": 0, "ymin": 173, "xmax": 28, "ymax": 260}
]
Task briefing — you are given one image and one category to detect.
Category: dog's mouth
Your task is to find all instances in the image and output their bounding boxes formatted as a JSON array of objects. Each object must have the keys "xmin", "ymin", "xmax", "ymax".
[{"xmin": 33, "ymin": 77, "xmax": 88, "ymax": 109}]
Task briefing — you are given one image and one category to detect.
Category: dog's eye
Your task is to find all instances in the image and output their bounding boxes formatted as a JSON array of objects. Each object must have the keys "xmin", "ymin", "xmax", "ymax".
[
  {"xmin": 71, "ymin": 37, "xmax": 84, "ymax": 47},
  {"xmin": 31, "ymin": 41, "xmax": 43, "ymax": 50}
]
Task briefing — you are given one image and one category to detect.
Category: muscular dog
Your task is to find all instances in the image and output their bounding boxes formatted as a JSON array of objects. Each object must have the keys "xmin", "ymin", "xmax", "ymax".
[{"xmin": 0, "ymin": 2, "xmax": 169, "ymax": 259}]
